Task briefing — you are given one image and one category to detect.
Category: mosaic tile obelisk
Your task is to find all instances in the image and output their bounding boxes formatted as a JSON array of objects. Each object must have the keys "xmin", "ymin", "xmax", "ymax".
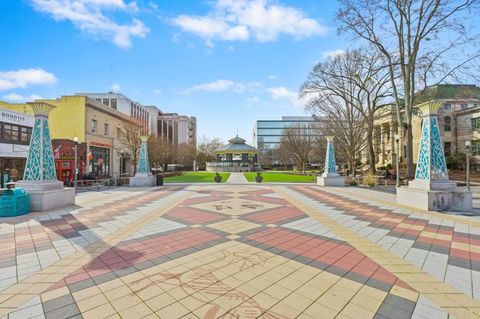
[
  {"xmin": 397, "ymin": 102, "xmax": 472, "ymax": 212},
  {"xmin": 17, "ymin": 102, "xmax": 75, "ymax": 211},
  {"xmin": 317, "ymin": 136, "xmax": 344, "ymax": 186},
  {"xmin": 130, "ymin": 136, "xmax": 156, "ymax": 187}
]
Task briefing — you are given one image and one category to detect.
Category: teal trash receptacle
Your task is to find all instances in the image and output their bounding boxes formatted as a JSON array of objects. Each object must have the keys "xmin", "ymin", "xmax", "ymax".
[{"xmin": 0, "ymin": 187, "xmax": 30, "ymax": 217}]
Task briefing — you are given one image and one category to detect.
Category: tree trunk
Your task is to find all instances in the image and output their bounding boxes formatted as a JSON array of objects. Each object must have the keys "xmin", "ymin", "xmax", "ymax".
[
  {"xmin": 406, "ymin": 124, "xmax": 415, "ymax": 179},
  {"xmin": 366, "ymin": 126, "xmax": 376, "ymax": 175}
]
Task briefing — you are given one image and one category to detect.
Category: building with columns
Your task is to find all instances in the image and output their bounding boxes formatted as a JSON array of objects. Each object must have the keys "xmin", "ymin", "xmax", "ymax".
[{"xmin": 371, "ymin": 84, "xmax": 480, "ymax": 169}]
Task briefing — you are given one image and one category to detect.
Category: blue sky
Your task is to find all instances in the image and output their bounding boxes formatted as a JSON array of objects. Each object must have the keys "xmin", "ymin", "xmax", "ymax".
[{"xmin": 0, "ymin": 0, "xmax": 345, "ymax": 143}]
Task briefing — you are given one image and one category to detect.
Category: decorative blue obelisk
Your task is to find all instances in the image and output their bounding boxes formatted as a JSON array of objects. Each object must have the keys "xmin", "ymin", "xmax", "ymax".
[
  {"xmin": 317, "ymin": 136, "xmax": 344, "ymax": 186},
  {"xmin": 130, "ymin": 136, "xmax": 155, "ymax": 187},
  {"xmin": 397, "ymin": 102, "xmax": 472, "ymax": 211},
  {"xmin": 17, "ymin": 102, "xmax": 75, "ymax": 211}
]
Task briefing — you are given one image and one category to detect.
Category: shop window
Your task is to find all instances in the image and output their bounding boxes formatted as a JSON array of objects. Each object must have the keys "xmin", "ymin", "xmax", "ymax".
[
  {"xmin": 472, "ymin": 118, "xmax": 480, "ymax": 132},
  {"xmin": 444, "ymin": 142, "xmax": 451, "ymax": 156},
  {"xmin": 111, "ymin": 98, "xmax": 117, "ymax": 110},
  {"xmin": 104, "ymin": 123, "xmax": 109, "ymax": 136},
  {"xmin": 91, "ymin": 119, "xmax": 97, "ymax": 133},
  {"xmin": 444, "ymin": 116, "xmax": 451, "ymax": 131}
]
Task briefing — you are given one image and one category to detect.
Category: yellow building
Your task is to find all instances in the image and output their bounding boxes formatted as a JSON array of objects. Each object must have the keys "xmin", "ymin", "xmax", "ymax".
[{"xmin": 0, "ymin": 95, "xmax": 140, "ymax": 181}]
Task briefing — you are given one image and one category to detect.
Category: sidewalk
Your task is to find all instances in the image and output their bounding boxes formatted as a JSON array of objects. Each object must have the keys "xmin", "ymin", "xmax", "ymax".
[{"xmin": 226, "ymin": 172, "xmax": 248, "ymax": 184}]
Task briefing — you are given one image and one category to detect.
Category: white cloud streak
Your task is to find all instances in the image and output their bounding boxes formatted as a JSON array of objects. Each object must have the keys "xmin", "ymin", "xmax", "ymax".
[
  {"xmin": 266, "ymin": 86, "xmax": 303, "ymax": 108},
  {"xmin": 182, "ymin": 79, "xmax": 260, "ymax": 94},
  {"xmin": 322, "ymin": 49, "xmax": 346, "ymax": 59},
  {"xmin": 30, "ymin": 0, "xmax": 148, "ymax": 48},
  {"xmin": 0, "ymin": 68, "xmax": 57, "ymax": 90},
  {"xmin": 2, "ymin": 93, "xmax": 43, "ymax": 102},
  {"xmin": 172, "ymin": 0, "xmax": 327, "ymax": 44}
]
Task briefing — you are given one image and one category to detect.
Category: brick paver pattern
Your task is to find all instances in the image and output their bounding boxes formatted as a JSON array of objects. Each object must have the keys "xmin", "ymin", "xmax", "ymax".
[{"xmin": 1, "ymin": 184, "xmax": 479, "ymax": 318}]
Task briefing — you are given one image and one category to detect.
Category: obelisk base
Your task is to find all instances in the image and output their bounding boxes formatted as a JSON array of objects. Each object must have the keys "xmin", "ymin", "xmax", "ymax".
[
  {"xmin": 397, "ymin": 181, "xmax": 472, "ymax": 212},
  {"xmin": 317, "ymin": 175, "xmax": 345, "ymax": 187},
  {"xmin": 129, "ymin": 173, "xmax": 156, "ymax": 187},
  {"xmin": 16, "ymin": 180, "xmax": 75, "ymax": 212}
]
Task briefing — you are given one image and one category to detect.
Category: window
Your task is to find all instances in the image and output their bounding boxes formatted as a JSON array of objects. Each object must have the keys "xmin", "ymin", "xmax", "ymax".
[
  {"xmin": 472, "ymin": 118, "xmax": 480, "ymax": 132},
  {"xmin": 444, "ymin": 116, "xmax": 451, "ymax": 131},
  {"xmin": 444, "ymin": 142, "xmax": 451, "ymax": 156},
  {"xmin": 116, "ymin": 127, "xmax": 122, "ymax": 139},
  {"xmin": 444, "ymin": 103, "xmax": 451, "ymax": 110},
  {"xmin": 102, "ymin": 98, "xmax": 109, "ymax": 106},
  {"xmin": 472, "ymin": 140, "xmax": 480, "ymax": 156},
  {"xmin": 91, "ymin": 119, "xmax": 97, "ymax": 133},
  {"xmin": 461, "ymin": 103, "xmax": 468, "ymax": 110},
  {"xmin": 95, "ymin": 98, "xmax": 101, "ymax": 102},
  {"xmin": 104, "ymin": 123, "xmax": 109, "ymax": 136},
  {"xmin": 111, "ymin": 98, "xmax": 117, "ymax": 110},
  {"xmin": 0, "ymin": 123, "xmax": 32, "ymax": 145}
]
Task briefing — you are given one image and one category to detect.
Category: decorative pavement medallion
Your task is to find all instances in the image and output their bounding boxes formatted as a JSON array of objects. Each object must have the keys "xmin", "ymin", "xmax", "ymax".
[{"xmin": 1, "ymin": 184, "xmax": 479, "ymax": 318}]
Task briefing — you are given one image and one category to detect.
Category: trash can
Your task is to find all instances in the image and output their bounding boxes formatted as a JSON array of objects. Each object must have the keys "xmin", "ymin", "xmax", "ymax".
[
  {"xmin": 156, "ymin": 174, "xmax": 164, "ymax": 186},
  {"xmin": 0, "ymin": 183, "xmax": 30, "ymax": 217}
]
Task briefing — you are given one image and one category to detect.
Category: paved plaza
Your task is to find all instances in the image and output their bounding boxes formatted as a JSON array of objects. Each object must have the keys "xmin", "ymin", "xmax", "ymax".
[{"xmin": 1, "ymin": 185, "xmax": 480, "ymax": 318}]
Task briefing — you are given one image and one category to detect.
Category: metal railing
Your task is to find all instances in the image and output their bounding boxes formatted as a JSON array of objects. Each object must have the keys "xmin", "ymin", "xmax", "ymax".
[{"xmin": 75, "ymin": 177, "xmax": 130, "ymax": 192}]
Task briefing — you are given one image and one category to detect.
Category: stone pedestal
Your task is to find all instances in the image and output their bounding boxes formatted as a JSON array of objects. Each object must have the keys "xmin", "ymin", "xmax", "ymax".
[
  {"xmin": 129, "ymin": 174, "xmax": 156, "ymax": 187},
  {"xmin": 317, "ymin": 175, "xmax": 345, "ymax": 187},
  {"xmin": 20, "ymin": 102, "xmax": 75, "ymax": 212},
  {"xmin": 396, "ymin": 102, "xmax": 472, "ymax": 212},
  {"xmin": 397, "ymin": 185, "xmax": 472, "ymax": 212},
  {"xmin": 318, "ymin": 136, "xmax": 344, "ymax": 187},
  {"xmin": 130, "ymin": 136, "xmax": 156, "ymax": 187},
  {"xmin": 17, "ymin": 180, "xmax": 75, "ymax": 212}
]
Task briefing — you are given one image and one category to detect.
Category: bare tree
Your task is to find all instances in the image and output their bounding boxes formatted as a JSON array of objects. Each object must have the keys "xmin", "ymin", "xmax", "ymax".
[
  {"xmin": 337, "ymin": 0, "xmax": 480, "ymax": 178},
  {"xmin": 122, "ymin": 117, "xmax": 143, "ymax": 174},
  {"xmin": 174, "ymin": 143, "xmax": 196, "ymax": 169},
  {"xmin": 196, "ymin": 136, "xmax": 223, "ymax": 169},
  {"xmin": 280, "ymin": 125, "xmax": 314, "ymax": 173},
  {"xmin": 273, "ymin": 144, "xmax": 293, "ymax": 170},
  {"xmin": 300, "ymin": 48, "xmax": 391, "ymax": 174},
  {"xmin": 308, "ymin": 95, "xmax": 367, "ymax": 177},
  {"xmin": 148, "ymin": 135, "xmax": 173, "ymax": 173}
]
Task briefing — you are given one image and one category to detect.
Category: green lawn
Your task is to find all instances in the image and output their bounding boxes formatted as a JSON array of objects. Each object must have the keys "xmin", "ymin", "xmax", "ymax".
[
  {"xmin": 243, "ymin": 172, "xmax": 316, "ymax": 183},
  {"xmin": 164, "ymin": 172, "xmax": 231, "ymax": 183}
]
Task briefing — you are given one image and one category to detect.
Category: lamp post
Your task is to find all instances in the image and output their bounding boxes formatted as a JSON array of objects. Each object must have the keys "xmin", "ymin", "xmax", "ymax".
[
  {"xmin": 73, "ymin": 137, "xmax": 79, "ymax": 189},
  {"xmin": 466, "ymin": 140, "xmax": 471, "ymax": 191},
  {"xmin": 395, "ymin": 134, "xmax": 400, "ymax": 187}
]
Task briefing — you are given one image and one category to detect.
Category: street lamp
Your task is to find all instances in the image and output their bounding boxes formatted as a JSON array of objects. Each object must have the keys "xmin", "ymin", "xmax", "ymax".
[
  {"xmin": 466, "ymin": 140, "xmax": 471, "ymax": 191},
  {"xmin": 395, "ymin": 134, "xmax": 400, "ymax": 187},
  {"xmin": 73, "ymin": 137, "xmax": 79, "ymax": 190}
]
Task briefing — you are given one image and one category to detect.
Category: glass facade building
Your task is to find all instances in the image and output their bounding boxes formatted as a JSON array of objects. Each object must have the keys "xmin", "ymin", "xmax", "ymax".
[{"xmin": 253, "ymin": 116, "xmax": 321, "ymax": 165}]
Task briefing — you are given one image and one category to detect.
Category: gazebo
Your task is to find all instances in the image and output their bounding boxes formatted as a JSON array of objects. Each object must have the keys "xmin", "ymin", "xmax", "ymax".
[{"xmin": 206, "ymin": 135, "xmax": 260, "ymax": 172}]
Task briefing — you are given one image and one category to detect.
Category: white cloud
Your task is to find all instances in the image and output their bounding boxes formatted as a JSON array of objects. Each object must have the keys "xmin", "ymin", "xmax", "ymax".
[
  {"xmin": 110, "ymin": 82, "xmax": 120, "ymax": 92},
  {"xmin": 246, "ymin": 96, "xmax": 260, "ymax": 105},
  {"xmin": 182, "ymin": 79, "xmax": 260, "ymax": 94},
  {"xmin": 153, "ymin": 88, "xmax": 162, "ymax": 95},
  {"xmin": 322, "ymin": 49, "xmax": 346, "ymax": 59},
  {"xmin": 268, "ymin": 75, "xmax": 278, "ymax": 80},
  {"xmin": 0, "ymin": 68, "xmax": 57, "ymax": 91},
  {"xmin": 2, "ymin": 93, "xmax": 43, "ymax": 102},
  {"xmin": 31, "ymin": 0, "xmax": 148, "ymax": 48},
  {"xmin": 172, "ymin": 0, "xmax": 327, "ymax": 44},
  {"xmin": 267, "ymin": 86, "xmax": 303, "ymax": 107}
]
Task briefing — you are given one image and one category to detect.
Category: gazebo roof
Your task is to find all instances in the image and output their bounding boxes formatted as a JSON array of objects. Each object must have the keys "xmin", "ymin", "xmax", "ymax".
[{"xmin": 215, "ymin": 135, "xmax": 258, "ymax": 152}]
